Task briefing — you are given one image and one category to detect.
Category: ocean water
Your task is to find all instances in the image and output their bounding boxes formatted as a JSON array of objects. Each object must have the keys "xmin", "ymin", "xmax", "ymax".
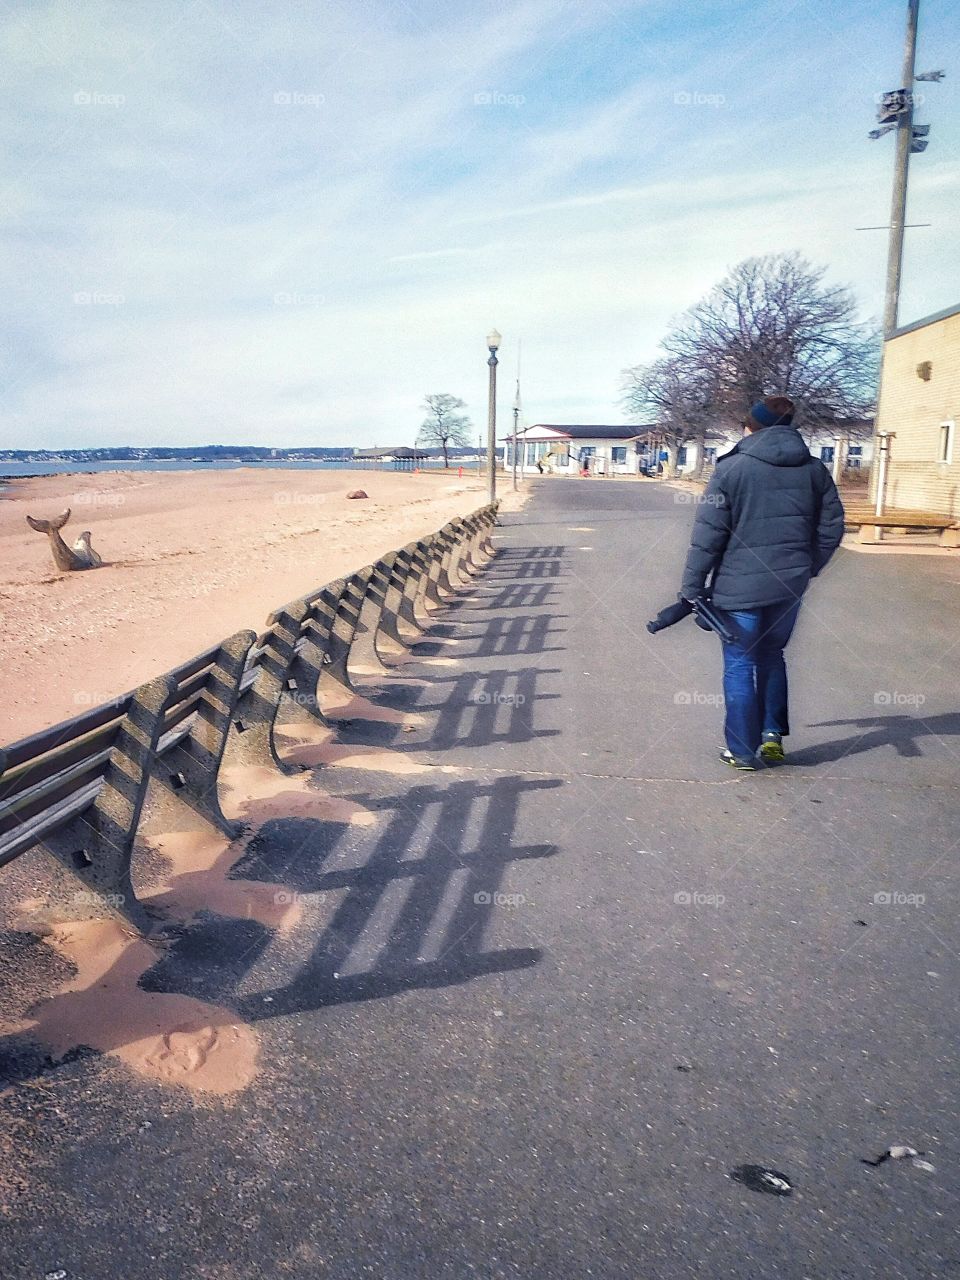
[{"xmin": 0, "ymin": 458, "xmax": 475, "ymax": 480}]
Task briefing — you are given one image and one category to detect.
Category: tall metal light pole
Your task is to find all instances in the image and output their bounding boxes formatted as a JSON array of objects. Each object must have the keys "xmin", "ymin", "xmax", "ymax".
[
  {"xmin": 512, "ymin": 337, "xmax": 522, "ymax": 490},
  {"xmin": 486, "ymin": 329, "xmax": 500, "ymax": 503},
  {"xmin": 511, "ymin": 401, "xmax": 520, "ymax": 489},
  {"xmin": 883, "ymin": 0, "xmax": 920, "ymax": 336}
]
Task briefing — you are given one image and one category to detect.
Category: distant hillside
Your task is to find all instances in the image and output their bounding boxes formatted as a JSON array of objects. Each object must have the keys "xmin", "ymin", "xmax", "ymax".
[{"xmin": 0, "ymin": 446, "xmax": 352, "ymax": 462}]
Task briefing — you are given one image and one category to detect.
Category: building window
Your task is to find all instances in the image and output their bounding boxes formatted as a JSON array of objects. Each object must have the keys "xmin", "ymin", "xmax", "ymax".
[
  {"xmin": 848, "ymin": 445, "xmax": 862, "ymax": 456},
  {"xmin": 677, "ymin": 446, "xmax": 688, "ymax": 466},
  {"xmin": 820, "ymin": 446, "xmax": 835, "ymax": 463},
  {"xmin": 611, "ymin": 447, "xmax": 627, "ymax": 463},
  {"xmin": 938, "ymin": 420, "xmax": 955, "ymax": 465}
]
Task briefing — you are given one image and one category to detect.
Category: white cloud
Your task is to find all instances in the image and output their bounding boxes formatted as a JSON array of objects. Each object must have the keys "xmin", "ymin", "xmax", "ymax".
[{"xmin": 0, "ymin": 0, "xmax": 958, "ymax": 448}]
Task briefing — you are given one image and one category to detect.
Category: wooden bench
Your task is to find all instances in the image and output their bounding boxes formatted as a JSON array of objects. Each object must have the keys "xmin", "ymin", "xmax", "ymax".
[{"xmin": 844, "ymin": 507, "xmax": 960, "ymax": 547}]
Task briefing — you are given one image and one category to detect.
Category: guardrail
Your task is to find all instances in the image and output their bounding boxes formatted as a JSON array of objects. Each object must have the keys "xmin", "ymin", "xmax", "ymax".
[{"xmin": 0, "ymin": 502, "xmax": 499, "ymax": 932}]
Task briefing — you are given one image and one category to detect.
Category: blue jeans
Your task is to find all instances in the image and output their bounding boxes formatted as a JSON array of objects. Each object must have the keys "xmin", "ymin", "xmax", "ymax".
[{"xmin": 720, "ymin": 600, "xmax": 801, "ymax": 759}]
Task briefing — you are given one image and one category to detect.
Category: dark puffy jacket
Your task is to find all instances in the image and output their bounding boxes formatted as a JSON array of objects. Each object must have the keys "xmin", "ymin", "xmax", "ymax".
[{"xmin": 680, "ymin": 426, "xmax": 845, "ymax": 610}]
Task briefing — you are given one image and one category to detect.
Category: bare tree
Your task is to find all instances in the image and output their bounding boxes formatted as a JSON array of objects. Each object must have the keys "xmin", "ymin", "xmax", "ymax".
[
  {"xmin": 622, "ymin": 253, "xmax": 879, "ymax": 471},
  {"xmin": 621, "ymin": 356, "xmax": 719, "ymax": 477},
  {"xmin": 418, "ymin": 393, "xmax": 472, "ymax": 468}
]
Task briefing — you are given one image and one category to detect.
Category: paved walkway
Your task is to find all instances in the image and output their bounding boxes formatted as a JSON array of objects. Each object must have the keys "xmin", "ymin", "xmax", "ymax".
[{"xmin": 3, "ymin": 479, "xmax": 959, "ymax": 1279}]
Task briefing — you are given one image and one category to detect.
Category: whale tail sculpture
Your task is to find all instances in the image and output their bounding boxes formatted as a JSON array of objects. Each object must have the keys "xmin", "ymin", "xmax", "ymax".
[{"xmin": 26, "ymin": 508, "xmax": 103, "ymax": 572}]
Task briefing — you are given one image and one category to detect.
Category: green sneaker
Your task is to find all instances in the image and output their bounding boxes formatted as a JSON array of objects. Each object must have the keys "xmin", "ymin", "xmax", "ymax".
[
  {"xmin": 759, "ymin": 733, "xmax": 785, "ymax": 764},
  {"xmin": 720, "ymin": 748, "xmax": 757, "ymax": 772}
]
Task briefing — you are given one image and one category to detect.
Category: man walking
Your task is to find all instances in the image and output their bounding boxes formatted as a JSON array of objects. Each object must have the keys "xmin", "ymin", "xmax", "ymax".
[{"xmin": 680, "ymin": 396, "xmax": 844, "ymax": 770}]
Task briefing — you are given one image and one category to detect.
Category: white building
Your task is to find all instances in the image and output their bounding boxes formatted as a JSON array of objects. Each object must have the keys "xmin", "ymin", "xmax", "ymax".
[
  {"xmin": 503, "ymin": 425, "xmax": 648, "ymax": 475},
  {"xmin": 694, "ymin": 420, "xmax": 875, "ymax": 475},
  {"xmin": 504, "ymin": 418, "xmax": 874, "ymax": 480}
]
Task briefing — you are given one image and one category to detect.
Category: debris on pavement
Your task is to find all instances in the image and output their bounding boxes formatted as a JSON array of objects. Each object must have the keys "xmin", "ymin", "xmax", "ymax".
[
  {"xmin": 862, "ymin": 1144, "xmax": 930, "ymax": 1168},
  {"xmin": 729, "ymin": 1164, "xmax": 794, "ymax": 1195}
]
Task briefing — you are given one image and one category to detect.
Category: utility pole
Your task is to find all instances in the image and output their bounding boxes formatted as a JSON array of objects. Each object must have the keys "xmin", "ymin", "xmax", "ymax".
[{"xmin": 883, "ymin": 0, "xmax": 920, "ymax": 336}]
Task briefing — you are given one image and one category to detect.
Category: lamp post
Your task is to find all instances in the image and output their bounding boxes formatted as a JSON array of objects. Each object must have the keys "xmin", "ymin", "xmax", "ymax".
[{"xmin": 486, "ymin": 328, "xmax": 500, "ymax": 503}]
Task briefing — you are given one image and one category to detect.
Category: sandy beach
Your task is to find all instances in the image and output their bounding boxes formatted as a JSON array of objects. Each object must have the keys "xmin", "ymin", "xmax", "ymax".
[{"xmin": 0, "ymin": 467, "xmax": 509, "ymax": 744}]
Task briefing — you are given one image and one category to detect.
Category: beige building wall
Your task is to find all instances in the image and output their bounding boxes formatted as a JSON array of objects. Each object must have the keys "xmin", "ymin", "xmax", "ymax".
[{"xmin": 874, "ymin": 306, "xmax": 960, "ymax": 517}]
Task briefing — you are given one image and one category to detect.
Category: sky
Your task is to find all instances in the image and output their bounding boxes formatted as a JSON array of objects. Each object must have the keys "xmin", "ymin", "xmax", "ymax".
[{"xmin": 1, "ymin": 0, "xmax": 958, "ymax": 450}]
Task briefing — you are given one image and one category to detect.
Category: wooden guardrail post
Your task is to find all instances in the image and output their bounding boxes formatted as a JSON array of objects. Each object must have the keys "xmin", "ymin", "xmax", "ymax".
[
  {"xmin": 350, "ymin": 553, "xmax": 396, "ymax": 675},
  {"xmin": 375, "ymin": 548, "xmax": 414, "ymax": 656},
  {"xmin": 478, "ymin": 501, "xmax": 499, "ymax": 558},
  {"xmin": 321, "ymin": 566, "xmax": 373, "ymax": 700},
  {"xmin": 423, "ymin": 523, "xmax": 457, "ymax": 608},
  {"xmin": 142, "ymin": 630, "xmax": 257, "ymax": 839},
  {"xmin": 436, "ymin": 518, "xmax": 468, "ymax": 596},
  {"xmin": 298, "ymin": 577, "xmax": 351, "ymax": 723},
  {"xmin": 24, "ymin": 674, "xmax": 177, "ymax": 930},
  {"xmin": 227, "ymin": 603, "xmax": 310, "ymax": 775},
  {"xmin": 451, "ymin": 514, "xmax": 482, "ymax": 583},
  {"xmin": 396, "ymin": 537, "xmax": 434, "ymax": 636}
]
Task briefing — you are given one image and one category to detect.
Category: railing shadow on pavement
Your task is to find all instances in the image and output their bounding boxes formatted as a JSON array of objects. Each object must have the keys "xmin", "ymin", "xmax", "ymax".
[
  {"xmin": 310, "ymin": 543, "xmax": 570, "ymax": 731},
  {"xmin": 789, "ymin": 712, "xmax": 960, "ymax": 766},
  {"xmin": 137, "ymin": 773, "xmax": 561, "ymax": 1022}
]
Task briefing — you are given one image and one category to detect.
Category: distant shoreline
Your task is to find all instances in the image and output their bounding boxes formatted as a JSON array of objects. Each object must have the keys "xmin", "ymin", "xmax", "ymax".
[{"xmin": 0, "ymin": 457, "xmax": 481, "ymax": 485}]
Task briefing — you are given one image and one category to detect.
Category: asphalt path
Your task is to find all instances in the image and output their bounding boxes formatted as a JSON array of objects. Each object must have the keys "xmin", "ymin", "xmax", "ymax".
[{"xmin": 2, "ymin": 477, "xmax": 958, "ymax": 1279}]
